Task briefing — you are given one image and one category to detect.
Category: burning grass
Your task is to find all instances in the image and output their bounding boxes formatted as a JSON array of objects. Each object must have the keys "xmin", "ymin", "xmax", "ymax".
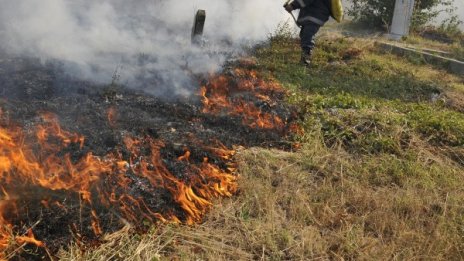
[
  {"xmin": 200, "ymin": 68, "xmax": 287, "ymax": 130},
  {"xmin": 0, "ymin": 57, "xmax": 296, "ymax": 259},
  {"xmin": 0, "ymin": 111, "xmax": 239, "ymax": 259}
]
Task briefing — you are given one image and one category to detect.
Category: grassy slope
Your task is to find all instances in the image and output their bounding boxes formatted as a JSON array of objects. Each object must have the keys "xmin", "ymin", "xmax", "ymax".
[
  {"xmin": 59, "ymin": 27, "xmax": 464, "ymax": 260},
  {"xmin": 401, "ymin": 35, "xmax": 464, "ymax": 61}
]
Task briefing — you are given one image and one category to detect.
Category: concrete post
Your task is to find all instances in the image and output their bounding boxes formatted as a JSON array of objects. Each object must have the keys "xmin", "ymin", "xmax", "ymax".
[
  {"xmin": 388, "ymin": 0, "xmax": 415, "ymax": 40},
  {"xmin": 191, "ymin": 10, "xmax": 206, "ymax": 45}
]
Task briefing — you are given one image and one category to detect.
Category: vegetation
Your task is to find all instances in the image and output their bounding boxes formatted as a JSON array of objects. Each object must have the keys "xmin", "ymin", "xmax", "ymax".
[
  {"xmin": 347, "ymin": 0, "xmax": 462, "ymax": 32},
  {"xmin": 59, "ymin": 25, "xmax": 464, "ymax": 260}
]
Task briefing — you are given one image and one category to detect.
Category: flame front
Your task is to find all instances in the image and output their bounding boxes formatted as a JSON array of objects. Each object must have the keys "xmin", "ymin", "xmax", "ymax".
[
  {"xmin": 0, "ymin": 112, "xmax": 238, "ymax": 257},
  {"xmin": 201, "ymin": 68, "xmax": 286, "ymax": 130},
  {"xmin": 0, "ymin": 67, "xmax": 295, "ymax": 257}
]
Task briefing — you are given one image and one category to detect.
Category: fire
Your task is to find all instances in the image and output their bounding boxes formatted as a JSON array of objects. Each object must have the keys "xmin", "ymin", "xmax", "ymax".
[
  {"xmin": 0, "ymin": 110, "xmax": 238, "ymax": 257},
  {"xmin": 0, "ymin": 66, "xmax": 296, "ymax": 258},
  {"xmin": 107, "ymin": 107, "xmax": 117, "ymax": 127},
  {"xmin": 121, "ymin": 136, "xmax": 237, "ymax": 225},
  {"xmin": 178, "ymin": 150, "xmax": 191, "ymax": 161},
  {"xmin": 200, "ymin": 68, "xmax": 287, "ymax": 130},
  {"xmin": 15, "ymin": 229, "xmax": 44, "ymax": 248}
]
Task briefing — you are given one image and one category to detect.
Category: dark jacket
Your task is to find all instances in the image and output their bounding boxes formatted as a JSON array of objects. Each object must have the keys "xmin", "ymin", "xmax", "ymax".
[{"xmin": 290, "ymin": 0, "xmax": 331, "ymax": 26}]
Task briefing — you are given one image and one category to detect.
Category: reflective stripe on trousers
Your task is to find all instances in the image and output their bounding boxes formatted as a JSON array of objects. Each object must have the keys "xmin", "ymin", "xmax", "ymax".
[{"xmin": 298, "ymin": 16, "xmax": 325, "ymax": 26}]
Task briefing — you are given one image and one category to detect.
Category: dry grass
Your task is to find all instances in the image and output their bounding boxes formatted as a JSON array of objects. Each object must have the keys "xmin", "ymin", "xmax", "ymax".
[{"xmin": 59, "ymin": 133, "xmax": 464, "ymax": 260}]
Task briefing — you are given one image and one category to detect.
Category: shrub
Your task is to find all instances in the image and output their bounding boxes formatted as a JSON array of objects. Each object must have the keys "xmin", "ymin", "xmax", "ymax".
[{"xmin": 347, "ymin": 0, "xmax": 458, "ymax": 31}]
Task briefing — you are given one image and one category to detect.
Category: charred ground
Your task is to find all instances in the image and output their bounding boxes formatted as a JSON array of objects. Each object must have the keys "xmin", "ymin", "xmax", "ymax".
[{"xmin": 0, "ymin": 53, "xmax": 297, "ymax": 259}]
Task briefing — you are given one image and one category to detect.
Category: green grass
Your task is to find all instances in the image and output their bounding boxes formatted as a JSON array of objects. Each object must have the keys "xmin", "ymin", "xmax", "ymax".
[
  {"xmin": 401, "ymin": 31, "xmax": 464, "ymax": 61},
  {"xmin": 257, "ymin": 30, "xmax": 464, "ymax": 152},
  {"xmin": 59, "ymin": 26, "xmax": 464, "ymax": 260}
]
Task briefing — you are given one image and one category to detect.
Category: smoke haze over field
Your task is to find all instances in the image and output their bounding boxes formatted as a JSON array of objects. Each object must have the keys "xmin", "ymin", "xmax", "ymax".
[{"xmin": 0, "ymin": 0, "xmax": 288, "ymax": 97}]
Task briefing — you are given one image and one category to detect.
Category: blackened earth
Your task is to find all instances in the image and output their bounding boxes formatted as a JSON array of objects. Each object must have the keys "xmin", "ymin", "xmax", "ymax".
[{"xmin": 0, "ymin": 54, "xmax": 297, "ymax": 260}]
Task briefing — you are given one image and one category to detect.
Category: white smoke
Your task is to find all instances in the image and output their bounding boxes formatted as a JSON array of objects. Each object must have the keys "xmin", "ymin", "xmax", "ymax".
[{"xmin": 0, "ymin": 0, "xmax": 289, "ymax": 97}]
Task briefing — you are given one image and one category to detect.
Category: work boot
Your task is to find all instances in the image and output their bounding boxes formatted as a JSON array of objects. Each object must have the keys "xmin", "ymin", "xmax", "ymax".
[{"xmin": 300, "ymin": 50, "xmax": 312, "ymax": 66}]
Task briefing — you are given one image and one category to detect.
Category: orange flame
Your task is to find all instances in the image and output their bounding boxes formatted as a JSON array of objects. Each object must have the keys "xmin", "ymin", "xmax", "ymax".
[
  {"xmin": 0, "ymin": 111, "xmax": 238, "ymax": 257},
  {"xmin": 15, "ymin": 229, "xmax": 44, "ymax": 248},
  {"xmin": 200, "ymin": 69, "xmax": 286, "ymax": 130},
  {"xmin": 178, "ymin": 150, "xmax": 191, "ymax": 161},
  {"xmin": 107, "ymin": 107, "xmax": 117, "ymax": 127},
  {"xmin": 0, "ymin": 68, "xmax": 296, "ymax": 257}
]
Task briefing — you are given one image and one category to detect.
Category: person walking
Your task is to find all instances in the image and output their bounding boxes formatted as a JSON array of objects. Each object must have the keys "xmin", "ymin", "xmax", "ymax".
[{"xmin": 284, "ymin": 0, "xmax": 331, "ymax": 66}]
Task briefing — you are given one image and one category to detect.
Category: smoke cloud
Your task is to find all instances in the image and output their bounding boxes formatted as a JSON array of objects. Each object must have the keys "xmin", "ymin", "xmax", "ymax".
[{"xmin": 0, "ymin": 0, "xmax": 289, "ymax": 97}]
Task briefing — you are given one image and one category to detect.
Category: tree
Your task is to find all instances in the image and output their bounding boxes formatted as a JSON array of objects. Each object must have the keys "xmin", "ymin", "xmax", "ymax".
[{"xmin": 347, "ymin": 0, "xmax": 457, "ymax": 31}]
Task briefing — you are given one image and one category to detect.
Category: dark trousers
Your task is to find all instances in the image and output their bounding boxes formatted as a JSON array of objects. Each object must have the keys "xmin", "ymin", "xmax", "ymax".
[{"xmin": 300, "ymin": 22, "xmax": 322, "ymax": 54}]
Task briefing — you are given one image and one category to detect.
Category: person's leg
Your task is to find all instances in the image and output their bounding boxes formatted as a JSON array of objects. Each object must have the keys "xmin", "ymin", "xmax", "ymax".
[{"xmin": 300, "ymin": 22, "xmax": 321, "ymax": 65}]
